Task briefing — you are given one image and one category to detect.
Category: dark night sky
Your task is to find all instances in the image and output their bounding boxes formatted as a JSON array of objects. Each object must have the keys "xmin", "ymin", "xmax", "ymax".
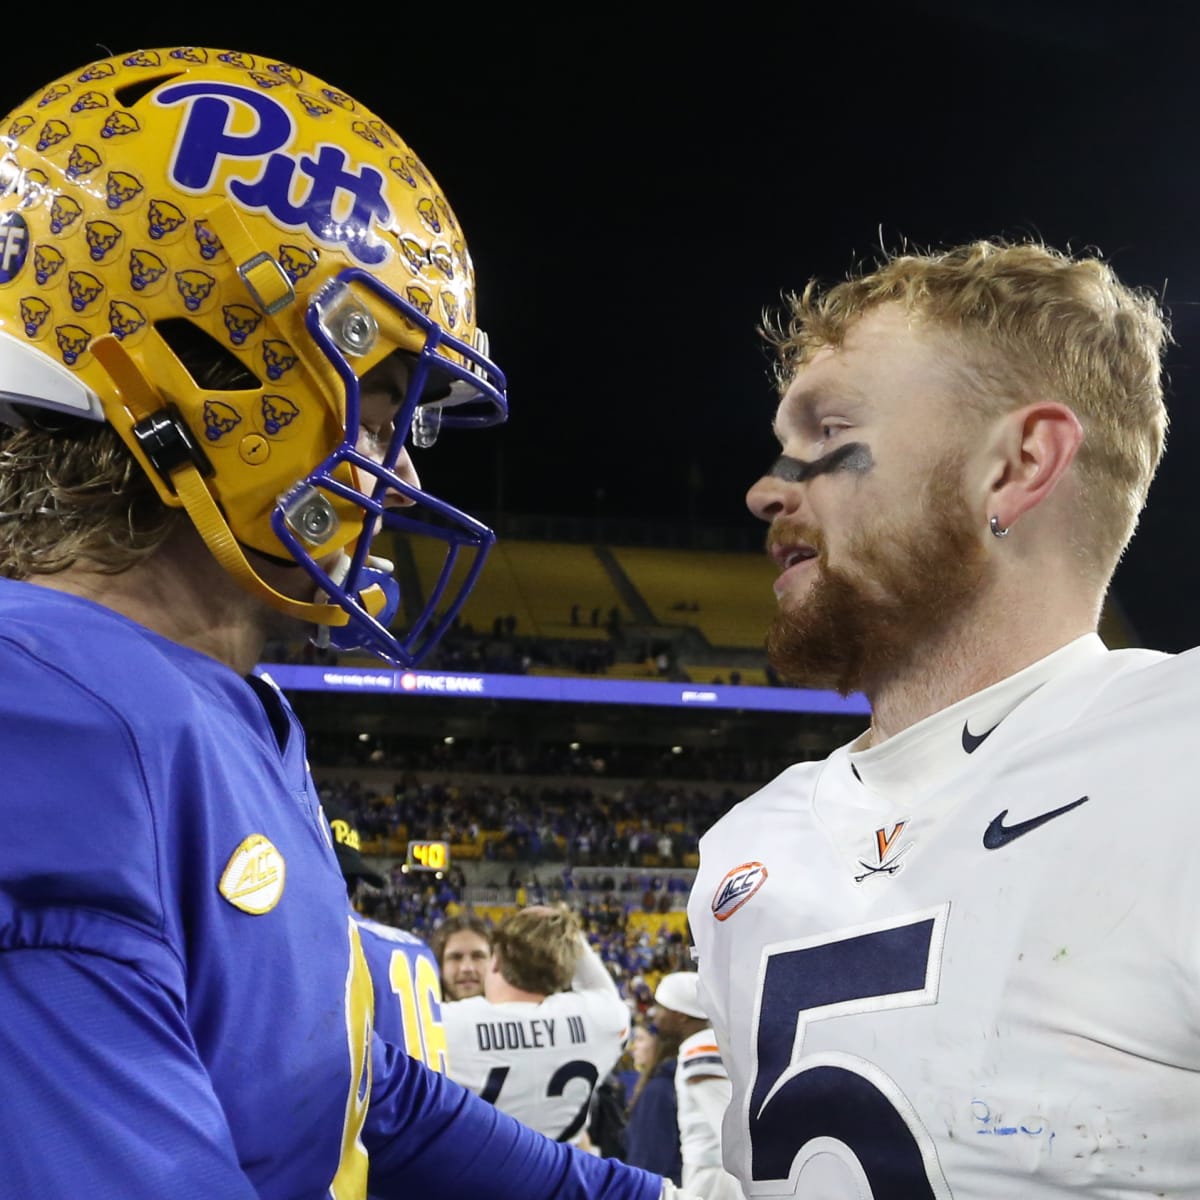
[{"xmin": 10, "ymin": 4, "xmax": 1200, "ymax": 651}]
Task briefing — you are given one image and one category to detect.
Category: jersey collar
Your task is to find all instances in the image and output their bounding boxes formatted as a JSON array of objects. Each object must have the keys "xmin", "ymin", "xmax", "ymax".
[{"xmin": 844, "ymin": 633, "xmax": 1108, "ymax": 805}]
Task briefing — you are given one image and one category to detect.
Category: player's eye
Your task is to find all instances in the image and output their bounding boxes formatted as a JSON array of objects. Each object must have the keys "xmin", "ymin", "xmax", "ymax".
[{"xmin": 360, "ymin": 421, "xmax": 392, "ymax": 449}]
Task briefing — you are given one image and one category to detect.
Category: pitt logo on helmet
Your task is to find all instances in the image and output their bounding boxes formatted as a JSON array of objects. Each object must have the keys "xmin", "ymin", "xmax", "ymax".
[
  {"xmin": 711, "ymin": 861, "xmax": 768, "ymax": 922},
  {"xmin": 156, "ymin": 81, "xmax": 392, "ymax": 267}
]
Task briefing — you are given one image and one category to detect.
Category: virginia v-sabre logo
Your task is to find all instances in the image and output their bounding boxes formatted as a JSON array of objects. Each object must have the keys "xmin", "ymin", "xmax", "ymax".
[
  {"xmin": 711, "ymin": 861, "xmax": 768, "ymax": 921},
  {"xmin": 983, "ymin": 796, "xmax": 1090, "ymax": 850},
  {"xmin": 855, "ymin": 821, "xmax": 911, "ymax": 882}
]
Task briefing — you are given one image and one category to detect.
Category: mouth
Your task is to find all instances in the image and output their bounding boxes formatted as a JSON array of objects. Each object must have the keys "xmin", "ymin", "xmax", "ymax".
[{"xmin": 771, "ymin": 543, "xmax": 819, "ymax": 595}]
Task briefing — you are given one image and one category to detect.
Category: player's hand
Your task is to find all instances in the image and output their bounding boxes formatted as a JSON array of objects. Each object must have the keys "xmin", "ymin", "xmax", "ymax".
[{"xmin": 659, "ymin": 1181, "xmax": 703, "ymax": 1200}]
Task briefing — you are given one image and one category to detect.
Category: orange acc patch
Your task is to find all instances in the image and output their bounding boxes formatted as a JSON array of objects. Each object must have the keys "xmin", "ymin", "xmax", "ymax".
[{"xmin": 710, "ymin": 861, "xmax": 768, "ymax": 921}]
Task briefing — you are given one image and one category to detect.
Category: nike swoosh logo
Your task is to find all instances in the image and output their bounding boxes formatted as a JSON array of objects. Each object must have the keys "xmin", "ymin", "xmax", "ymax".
[
  {"xmin": 983, "ymin": 796, "xmax": 1090, "ymax": 850},
  {"xmin": 962, "ymin": 720, "xmax": 1000, "ymax": 754}
]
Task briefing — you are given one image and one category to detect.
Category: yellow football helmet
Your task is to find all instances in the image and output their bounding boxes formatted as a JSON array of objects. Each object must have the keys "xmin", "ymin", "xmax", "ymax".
[{"xmin": 0, "ymin": 46, "xmax": 507, "ymax": 664}]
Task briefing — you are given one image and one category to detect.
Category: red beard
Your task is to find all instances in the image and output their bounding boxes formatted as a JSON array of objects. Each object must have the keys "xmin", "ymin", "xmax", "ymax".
[{"xmin": 765, "ymin": 453, "xmax": 989, "ymax": 696}]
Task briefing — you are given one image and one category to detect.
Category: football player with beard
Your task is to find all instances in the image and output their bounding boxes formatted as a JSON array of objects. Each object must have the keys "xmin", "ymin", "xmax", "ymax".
[
  {"xmin": 687, "ymin": 239, "xmax": 1200, "ymax": 1195},
  {"xmin": 433, "ymin": 911, "xmax": 496, "ymax": 1001}
]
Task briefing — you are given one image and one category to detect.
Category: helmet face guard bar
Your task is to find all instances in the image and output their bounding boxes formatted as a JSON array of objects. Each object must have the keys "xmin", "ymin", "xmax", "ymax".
[{"xmin": 270, "ymin": 267, "xmax": 508, "ymax": 665}]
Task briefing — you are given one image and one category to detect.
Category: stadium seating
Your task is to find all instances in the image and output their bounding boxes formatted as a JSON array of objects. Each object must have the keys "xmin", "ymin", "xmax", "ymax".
[
  {"xmin": 401, "ymin": 532, "xmax": 537, "ymax": 636},
  {"xmin": 687, "ymin": 665, "xmax": 770, "ymax": 686},
  {"xmin": 498, "ymin": 540, "xmax": 628, "ymax": 639},
  {"xmin": 403, "ymin": 536, "xmax": 627, "ymax": 640},
  {"xmin": 608, "ymin": 545, "xmax": 776, "ymax": 648}
]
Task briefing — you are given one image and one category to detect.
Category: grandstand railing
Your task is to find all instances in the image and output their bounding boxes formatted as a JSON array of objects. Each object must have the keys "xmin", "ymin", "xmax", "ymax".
[
  {"xmin": 484, "ymin": 512, "xmax": 764, "ymax": 553},
  {"xmin": 461, "ymin": 884, "xmax": 690, "ymax": 912}
]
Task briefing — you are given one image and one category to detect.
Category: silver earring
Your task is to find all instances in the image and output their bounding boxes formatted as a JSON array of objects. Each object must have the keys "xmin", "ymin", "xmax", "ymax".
[{"xmin": 989, "ymin": 515, "xmax": 1009, "ymax": 538}]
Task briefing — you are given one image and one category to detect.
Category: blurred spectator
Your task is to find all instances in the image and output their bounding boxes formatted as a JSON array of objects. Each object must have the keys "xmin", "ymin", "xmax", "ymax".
[
  {"xmin": 654, "ymin": 973, "xmax": 744, "ymax": 1200},
  {"xmin": 622, "ymin": 1019, "xmax": 682, "ymax": 1185},
  {"xmin": 656, "ymin": 832, "xmax": 675, "ymax": 867},
  {"xmin": 585, "ymin": 1069, "xmax": 629, "ymax": 1160},
  {"xmin": 429, "ymin": 913, "xmax": 494, "ymax": 1001}
]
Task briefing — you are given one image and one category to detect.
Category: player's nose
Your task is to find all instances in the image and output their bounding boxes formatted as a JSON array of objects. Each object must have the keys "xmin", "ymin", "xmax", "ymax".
[
  {"xmin": 388, "ymin": 447, "xmax": 421, "ymax": 508},
  {"xmin": 747, "ymin": 470, "xmax": 801, "ymax": 522},
  {"xmin": 356, "ymin": 434, "xmax": 422, "ymax": 509}
]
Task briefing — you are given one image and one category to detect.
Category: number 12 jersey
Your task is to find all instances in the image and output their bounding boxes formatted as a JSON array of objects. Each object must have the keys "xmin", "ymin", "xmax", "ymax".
[{"xmin": 443, "ymin": 939, "xmax": 630, "ymax": 1144}]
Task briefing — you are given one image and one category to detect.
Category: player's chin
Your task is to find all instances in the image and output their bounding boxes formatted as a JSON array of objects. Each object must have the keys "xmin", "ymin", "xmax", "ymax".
[
  {"xmin": 246, "ymin": 545, "xmax": 327, "ymax": 606},
  {"xmin": 774, "ymin": 576, "xmax": 818, "ymax": 612}
]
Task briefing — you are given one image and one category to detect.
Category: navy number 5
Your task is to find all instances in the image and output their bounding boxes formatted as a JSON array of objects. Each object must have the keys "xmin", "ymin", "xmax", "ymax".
[{"xmin": 747, "ymin": 906, "xmax": 953, "ymax": 1197}]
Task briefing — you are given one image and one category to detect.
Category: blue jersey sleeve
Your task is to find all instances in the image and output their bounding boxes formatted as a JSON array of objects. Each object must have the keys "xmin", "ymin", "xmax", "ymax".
[
  {"xmin": 0, "ymin": 946, "xmax": 258, "ymax": 1199},
  {"xmin": 365, "ymin": 1038, "xmax": 663, "ymax": 1200},
  {"xmin": 0, "ymin": 628, "xmax": 254, "ymax": 1196}
]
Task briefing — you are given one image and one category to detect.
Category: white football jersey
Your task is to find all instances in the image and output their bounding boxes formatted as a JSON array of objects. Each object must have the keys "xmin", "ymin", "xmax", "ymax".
[
  {"xmin": 689, "ymin": 634, "xmax": 1200, "ymax": 1198},
  {"xmin": 442, "ymin": 939, "xmax": 630, "ymax": 1143},
  {"xmin": 677, "ymin": 1028, "xmax": 748, "ymax": 1200},
  {"xmin": 677, "ymin": 1026, "xmax": 731, "ymax": 1168}
]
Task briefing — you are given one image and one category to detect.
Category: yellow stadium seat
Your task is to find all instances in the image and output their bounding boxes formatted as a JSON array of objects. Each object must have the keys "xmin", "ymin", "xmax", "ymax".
[
  {"xmin": 610, "ymin": 546, "xmax": 776, "ymax": 649},
  {"xmin": 690, "ymin": 665, "xmax": 770, "ymax": 686},
  {"xmin": 400, "ymin": 537, "xmax": 630, "ymax": 641},
  {"xmin": 626, "ymin": 910, "xmax": 689, "ymax": 939}
]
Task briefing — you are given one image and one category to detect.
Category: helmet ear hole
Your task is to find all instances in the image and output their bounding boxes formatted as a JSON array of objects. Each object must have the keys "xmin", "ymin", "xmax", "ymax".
[
  {"xmin": 155, "ymin": 319, "xmax": 260, "ymax": 392},
  {"xmin": 114, "ymin": 73, "xmax": 184, "ymax": 107}
]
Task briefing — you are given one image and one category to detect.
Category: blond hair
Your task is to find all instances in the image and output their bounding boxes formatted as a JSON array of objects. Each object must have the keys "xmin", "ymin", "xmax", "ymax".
[
  {"xmin": 0, "ymin": 321, "xmax": 255, "ymax": 579},
  {"xmin": 763, "ymin": 239, "xmax": 1170, "ymax": 581},
  {"xmin": 0, "ymin": 421, "xmax": 182, "ymax": 578},
  {"xmin": 492, "ymin": 904, "xmax": 582, "ymax": 996}
]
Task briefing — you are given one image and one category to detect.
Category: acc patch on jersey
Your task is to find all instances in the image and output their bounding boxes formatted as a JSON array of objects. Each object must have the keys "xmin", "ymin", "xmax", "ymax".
[
  {"xmin": 219, "ymin": 834, "xmax": 286, "ymax": 914},
  {"xmin": 711, "ymin": 861, "xmax": 768, "ymax": 921}
]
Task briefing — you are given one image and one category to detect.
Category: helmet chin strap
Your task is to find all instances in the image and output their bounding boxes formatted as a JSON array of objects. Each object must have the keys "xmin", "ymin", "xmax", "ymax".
[{"xmin": 90, "ymin": 334, "xmax": 387, "ymax": 629}]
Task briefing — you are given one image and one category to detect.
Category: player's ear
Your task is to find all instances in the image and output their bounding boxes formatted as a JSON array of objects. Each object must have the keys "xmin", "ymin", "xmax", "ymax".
[{"xmin": 978, "ymin": 401, "xmax": 1083, "ymax": 530}]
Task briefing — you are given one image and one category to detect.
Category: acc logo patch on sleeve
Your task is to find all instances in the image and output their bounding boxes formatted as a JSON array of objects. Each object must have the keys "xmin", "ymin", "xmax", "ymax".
[
  {"xmin": 220, "ymin": 833, "xmax": 286, "ymax": 914},
  {"xmin": 711, "ymin": 860, "xmax": 768, "ymax": 921}
]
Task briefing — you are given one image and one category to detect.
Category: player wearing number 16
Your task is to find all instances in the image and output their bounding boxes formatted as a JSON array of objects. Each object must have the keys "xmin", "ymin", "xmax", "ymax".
[
  {"xmin": 689, "ymin": 239, "xmax": 1200, "ymax": 1195},
  {"xmin": 329, "ymin": 806, "xmax": 448, "ymax": 1074},
  {"xmin": 0, "ymin": 46, "xmax": 683, "ymax": 1200}
]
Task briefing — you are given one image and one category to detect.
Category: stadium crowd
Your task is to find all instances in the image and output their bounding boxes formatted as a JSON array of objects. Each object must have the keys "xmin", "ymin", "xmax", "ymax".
[
  {"xmin": 308, "ymin": 726, "xmax": 797, "ymax": 787},
  {"xmin": 312, "ymin": 770, "xmax": 740, "ymax": 870},
  {"xmin": 314, "ymin": 762, "xmax": 704, "ymax": 1016}
]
